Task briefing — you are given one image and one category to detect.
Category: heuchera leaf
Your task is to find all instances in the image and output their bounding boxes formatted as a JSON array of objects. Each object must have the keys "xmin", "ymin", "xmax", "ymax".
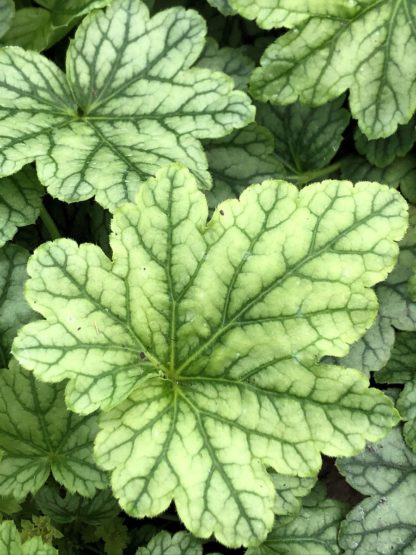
[
  {"xmin": 14, "ymin": 164, "xmax": 407, "ymax": 546},
  {"xmin": 0, "ymin": 245, "xmax": 35, "ymax": 367},
  {"xmin": 0, "ymin": 361, "xmax": 107, "ymax": 499},
  {"xmin": 246, "ymin": 498, "xmax": 347, "ymax": 555},
  {"xmin": 338, "ymin": 426, "xmax": 416, "ymax": 555},
  {"xmin": 376, "ymin": 332, "xmax": 416, "ymax": 452},
  {"xmin": 0, "ymin": 0, "xmax": 14, "ymax": 39},
  {"xmin": 271, "ymin": 473, "xmax": 316, "ymax": 517},
  {"xmin": 206, "ymin": 0, "xmax": 236, "ymax": 17},
  {"xmin": 250, "ymin": 1, "xmax": 416, "ymax": 139},
  {"xmin": 135, "ymin": 531, "xmax": 204, "ymax": 555},
  {"xmin": 0, "ymin": 0, "xmax": 253, "ymax": 211},
  {"xmin": 0, "ymin": 166, "xmax": 43, "ymax": 248},
  {"xmin": 0, "ymin": 520, "xmax": 58, "ymax": 555}
]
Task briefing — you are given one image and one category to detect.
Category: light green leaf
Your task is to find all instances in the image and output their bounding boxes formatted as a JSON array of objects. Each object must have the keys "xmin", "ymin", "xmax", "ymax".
[
  {"xmin": 197, "ymin": 38, "xmax": 254, "ymax": 90},
  {"xmin": 377, "ymin": 332, "xmax": 416, "ymax": 452},
  {"xmin": 35, "ymin": 486, "xmax": 119, "ymax": 525},
  {"xmin": 0, "ymin": 245, "xmax": 35, "ymax": 367},
  {"xmin": 0, "ymin": 520, "xmax": 58, "ymax": 555},
  {"xmin": 256, "ymin": 98, "xmax": 349, "ymax": 182},
  {"xmin": 206, "ymin": 0, "xmax": 236, "ymax": 17},
  {"xmin": 354, "ymin": 116, "xmax": 416, "ymax": 168},
  {"xmin": 0, "ymin": 166, "xmax": 43, "ymax": 248},
  {"xmin": 0, "ymin": 0, "xmax": 14, "ymax": 39},
  {"xmin": 0, "ymin": 0, "xmax": 253, "ymax": 211},
  {"xmin": 205, "ymin": 123, "xmax": 283, "ymax": 206},
  {"xmin": 251, "ymin": 1, "xmax": 416, "ymax": 139},
  {"xmin": 0, "ymin": 361, "xmax": 107, "ymax": 500},
  {"xmin": 34, "ymin": 0, "xmax": 112, "ymax": 26},
  {"xmin": 14, "ymin": 164, "xmax": 407, "ymax": 546},
  {"xmin": 246, "ymin": 498, "xmax": 347, "ymax": 555},
  {"xmin": 271, "ymin": 473, "xmax": 316, "ymax": 517},
  {"xmin": 338, "ymin": 426, "xmax": 416, "ymax": 555},
  {"xmin": 135, "ymin": 531, "xmax": 203, "ymax": 555}
]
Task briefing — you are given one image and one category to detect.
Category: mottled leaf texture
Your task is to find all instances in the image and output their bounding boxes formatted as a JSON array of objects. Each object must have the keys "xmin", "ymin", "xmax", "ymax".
[
  {"xmin": 0, "ymin": 361, "xmax": 106, "ymax": 500},
  {"xmin": 0, "ymin": 520, "xmax": 58, "ymax": 555},
  {"xmin": 246, "ymin": 498, "xmax": 346, "ymax": 555},
  {"xmin": 0, "ymin": 0, "xmax": 253, "ymax": 211},
  {"xmin": 14, "ymin": 165, "xmax": 406, "ymax": 547},
  {"xmin": 0, "ymin": 166, "xmax": 43, "ymax": 247},
  {"xmin": 250, "ymin": 1, "xmax": 416, "ymax": 139},
  {"xmin": 0, "ymin": 245, "xmax": 35, "ymax": 367},
  {"xmin": 377, "ymin": 332, "xmax": 416, "ymax": 452},
  {"xmin": 1, "ymin": 1, "xmax": 111, "ymax": 52},
  {"xmin": 338, "ymin": 426, "xmax": 416, "ymax": 555},
  {"xmin": 0, "ymin": 0, "xmax": 14, "ymax": 38},
  {"xmin": 271, "ymin": 473, "xmax": 316, "ymax": 517},
  {"xmin": 135, "ymin": 531, "xmax": 208, "ymax": 555}
]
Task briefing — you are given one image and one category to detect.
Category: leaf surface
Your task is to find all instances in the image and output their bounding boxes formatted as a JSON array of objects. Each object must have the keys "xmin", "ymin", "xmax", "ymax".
[
  {"xmin": 251, "ymin": 0, "xmax": 416, "ymax": 139},
  {"xmin": 0, "ymin": 361, "xmax": 107, "ymax": 499},
  {"xmin": 0, "ymin": 0, "xmax": 253, "ymax": 211},
  {"xmin": 0, "ymin": 520, "xmax": 58, "ymax": 555},
  {"xmin": 14, "ymin": 164, "xmax": 407, "ymax": 546},
  {"xmin": 338, "ymin": 426, "xmax": 416, "ymax": 555},
  {"xmin": 0, "ymin": 0, "xmax": 14, "ymax": 38}
]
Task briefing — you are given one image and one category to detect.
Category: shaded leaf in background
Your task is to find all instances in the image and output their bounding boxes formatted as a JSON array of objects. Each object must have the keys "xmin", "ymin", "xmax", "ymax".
[
  {"xmin": 0, "ymin": 0, "xmax": 14, "ymax": 38},
  {"xmin": 20, "ymin": 515, "xmax": 63, "ymax": 544},
  {"xmin": 246, "ymin": 498, "xmax": 347, "ymax": 555},
  {"xmin": 338, "ymin": 426, "xmax": 416, "ymax": 555},
  {"xmin": 250, "ymin": 1, "xmax": 416, "ymax": 139},
  {"xmin": 0, "ymin": 361, "xmax": 107, "ymax": 499},
  {"xmin": 13, "ymin": 164, "xmax": 407, "ymax": 546},
  {"xmin": 82, "ymin": 517, "xmax": 129, "ymax": 555},
  {"xmin": 0, "ymin": 166, "xmax": 43, "ymax": 248},
  {"xmin": 354, "ymin": 116, "xmax": 416, "ymax": 168},
  {"xmin": 0, "ymin": 0, "xmax": 253, "ymax": 211},
  {"xmin": 206, "ymin": 0, "xmax": 235, "ymax": 17},
  {"xmin": 0, "ymin": 520, "xmax": 58, "ymax": 555}
]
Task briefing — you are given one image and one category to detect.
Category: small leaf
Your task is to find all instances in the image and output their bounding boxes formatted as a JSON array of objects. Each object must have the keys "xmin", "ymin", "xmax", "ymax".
[
  {"xmin": 338, "ymin": 426, "xmax": 416, "ymax": 555},
  {"xmin": 84, "ymin": 517, "xmax": 129, "ymax": 555},
  {"xmin": 206, "ymin": 0, "xmax": 236, "ymax": 17},
  {"xmin": 271, "ymin": 473, "xmax": 316, "ymax": 517},
  {"xmin": 0, "ymin": 520, "xmax": 58, "ymax": 555},
  {"xmin": 246, "ymin": 498, "xmax": 347, "ymax": 555},
  {"xmin": 0, "ymin": 166, "xmax": 43, "ymax": 248},
  {"xmin": 14, "ymin": 164, "xmax": 407, "ymax": 546},
  {"xmin": 0, "ymin": 0, "xmax": 14, "ymax": 38},
  {"xmin": 0, "ymin": 0, "xmax": 254, "ymax": 211},
  {"xmin": 251, "ymin": 1, "xmax": 416, "ymax": 139},
  {"xmin": 20, "ymin": 515, "xmax": 63, "ymax": 544},
  {"xmin": 135, "ymin": 531, "xmax": 203, "ymax": 555},
  {"xmin": 0, "ymin": 361, "xmax": 107, "ymax": 499}
]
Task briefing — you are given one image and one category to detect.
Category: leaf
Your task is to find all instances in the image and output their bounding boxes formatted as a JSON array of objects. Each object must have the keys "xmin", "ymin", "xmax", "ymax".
[
  {"xmin": 204, "ymin": 123, "xmax": 283, "ymax": 207},
  {"xmin": 228, "ymin": 0, "xmax": 357, "ymax": 29},
  {"xmin": 0, "ymin": 0, "xmax": 14, "ymax": 38},
  {"xmin": 35, "ymin": 485, "xmax": 120, "ymax": 525},
  {"xmin": 338, "ymin": 426, "xmax": 416, "ymax": 555},
  {"xmin": 255, "ymin": 98, "xmax": 349, "ymax": 181},
  {"xmin": 354, "ymin": 116, "xmax": 416, "ymax": 168},
  {"xmin": 135, "ymin": 531, "xmax": 203, "ymax": 555},
  {"xmin": 271, "ymin": 473, "xmax": 316, "ymax": 517},
  {"xmin": 197, "ymin": 38, "xmax": 254, "ymax": 91},
  {"xmin": 245, "ymin": 498, "xmax": 347, "ymax": 555},
  {"xmin": 14, "ymin": 164, "xmax": 406, "ymax": 546},
  {"xmin": 206, "ymin": 0, "xmax": 236, "ymax": 17},
  {"xmin": 0, "ymin": 245, "xmax": 35, "ymax": 367},
  {"xmin": 20, "ymin": 515, "xmax": 63, "ymax": 544},
  {"xmin": 376, "ymin": 332, "xmax": 416, "ymax": 452},
  {"xmin": 0, "ymin": 361, "xmax": 107, "ymax": 500},
  {"xmin": 0, "ymin": 495, "xmax": 21, "ymax": 517},
  {"xmin": 250, "ymin": 1, "xmax": 416, "ymax": 139},
  {"xmin": 0, "ymin": 166, "xmax": 43, "ymax": 248},
  {"xmin": 0, "ymin": 0, "xmax": 254, "ymax": 211},
  {"xmin": 0, "ymin": 520, "xmax": 58, "ymax": 555}
]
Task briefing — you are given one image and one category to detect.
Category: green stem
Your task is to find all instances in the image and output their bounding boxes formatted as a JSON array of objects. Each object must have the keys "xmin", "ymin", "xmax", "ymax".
[
  {"xmin": 40, "ymin": 204, "xmax": 61, "ymax": 240},
  {"xmin": 296, "ymin": 161, "xmax": 342, "ymax": 185}
]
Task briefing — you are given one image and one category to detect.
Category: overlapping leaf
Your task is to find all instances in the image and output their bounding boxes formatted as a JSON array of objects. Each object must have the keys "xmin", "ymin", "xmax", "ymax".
[
  {"xmin": 0, "ymin": 0, "xmax": 14, "ymax": 39},
  {"xmin": 338, "ymin": 426, "xmax": 416, "ymax": 554},
  {"xmin": 0, "ymin": 0, "xmax": 253, "ymax": 211},
  {"xmin": 0, "ymin": 520, "xmax": 58, "ymax": 555},
  {"xmin": 0, "ymin": 361, "xmax": 107, "ymax": 499},
  {"xmin": 0, "ymin": 167, "xmax": 43, "ymax": 247},
  {"xmin": 13, "ymin": 164, "xmax": 407, "ymax": 546},
  {"xmin": 136, "ymin": 531, "xmax": 204, "ymax": 555},
  {"xmin": 251, "ymin": 0, "xmax": 416, "ymax": 139}
]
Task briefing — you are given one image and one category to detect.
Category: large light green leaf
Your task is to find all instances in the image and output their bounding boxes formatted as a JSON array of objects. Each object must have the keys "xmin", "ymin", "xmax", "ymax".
[
  {"xmin": 0, "ymin": 245, "xmax": 35, "ymax": 367},
  {"xmin": 14, "ymin": 164, "xmax": 406, "ymax": 546},
  {"xmin": 228, "ymin": 0, "xmax": 357, "ymax": 29},
  {"xmin": 0, "ymin": 520, "xmax": 58, "ymax": 555},
  {"xmin": 0, "ymin": 0, "xmax": 253, "ymax": 211},
  {"xmin": 0, "ymin": 166, "xmax": 43, "ymax": 248},
  {"xmin": 0, "ymin": 0, "xmax": 14, "ymax": 38},
  {"xmin": 338, "ymin": 426, "xmax": 416, "ymax": 555},
  {"xmin": 246, "ymin": 498, "xmax": 347, "ymax": 555},
  {"xmin": 251, "ymin": 1, "xmax": 416, "ymax": 139},
  {"xmin": 377, "ymin": 332, "xmax": 416, "ymax": 452},
  {"xmin": 0, "ymin": 361, "xmax": 107, "ymax": 500}
]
